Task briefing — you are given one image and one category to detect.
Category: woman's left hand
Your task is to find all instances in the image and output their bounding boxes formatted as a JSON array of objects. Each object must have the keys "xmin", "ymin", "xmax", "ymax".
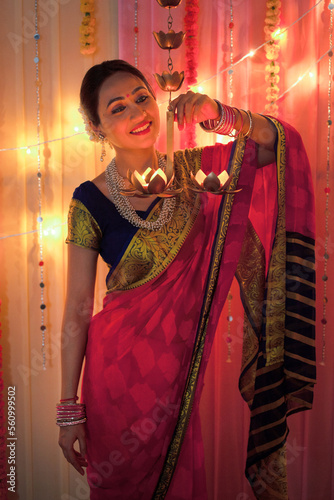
[{"xmin": 169, "ymin": 91, "xmax": 220, "ymax": 130}]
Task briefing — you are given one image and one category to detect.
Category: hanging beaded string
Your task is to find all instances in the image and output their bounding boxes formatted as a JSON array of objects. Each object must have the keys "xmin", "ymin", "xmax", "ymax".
[
  {"xmin": 34, "ymin": 0, "xmax": 46, "ymax": 370},
  {"xmin": 228, "ymin": 0, "xmax": 234, "ymax": 106},
  {"xmin": 321, "ymin": 3, "xmax": 333, "ymax": 365},
  {"xmin": 226, "ymin": 0, "xmax": 234, "ymax": 362},
  {"xmin": 134, "ymin": 0, "xmax": 139, "ymax": 67}
]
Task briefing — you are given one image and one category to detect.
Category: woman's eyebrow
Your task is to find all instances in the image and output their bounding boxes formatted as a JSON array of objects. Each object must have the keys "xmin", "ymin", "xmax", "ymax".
[{"xmin": 106, "ymin": 86, "xmax": 147, "ymax": 109}]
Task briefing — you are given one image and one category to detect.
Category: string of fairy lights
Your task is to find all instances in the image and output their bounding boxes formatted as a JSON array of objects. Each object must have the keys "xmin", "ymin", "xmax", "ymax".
[{"xmin": 0, "ymin": 1, "xmax": 332, "ymax": 367}]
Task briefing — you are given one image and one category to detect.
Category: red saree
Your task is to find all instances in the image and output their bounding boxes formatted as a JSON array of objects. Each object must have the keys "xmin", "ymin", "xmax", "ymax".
[{"xmin": 75, "ymin": 120, "xmax": 315, "ymax": 499}]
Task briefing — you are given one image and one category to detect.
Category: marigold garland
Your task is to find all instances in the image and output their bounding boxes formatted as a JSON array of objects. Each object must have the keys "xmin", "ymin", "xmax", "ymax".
[
  {"xmin": 184, "ymin": 0, "xmax": 199, "ymax": 147},
  {"xmin": 264, "ymin": 0, "xmax": 281, "ymax": 116},
  {"xmin": 80, "ymin": 0, "xmax": 96, "ymax": 55}
]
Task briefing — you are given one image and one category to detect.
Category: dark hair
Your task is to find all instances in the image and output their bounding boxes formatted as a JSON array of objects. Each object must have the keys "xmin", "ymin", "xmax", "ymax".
[{"xmin": 80, "ymin": 59, "xmax": 156, "ymax": 126}]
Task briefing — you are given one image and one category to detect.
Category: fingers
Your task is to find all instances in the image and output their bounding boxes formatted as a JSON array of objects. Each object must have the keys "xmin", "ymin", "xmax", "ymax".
[
  {"xmin": 169, "ymin": 91, "xmax": 219, "ymax": 130},
  {"xmin": 170, "ymin": 91, "xmax": 199, "ymax": 130},
  {"xmin": 78, "ymin": 433, "xmax": 87, "ymax": 463},
  {"xmin": 65, "ymin": 447, "xmax": 88, "ymax": 476},
  {"xmin": 59, "ymin": 425, "xmax": 88, "ymax": 476}
]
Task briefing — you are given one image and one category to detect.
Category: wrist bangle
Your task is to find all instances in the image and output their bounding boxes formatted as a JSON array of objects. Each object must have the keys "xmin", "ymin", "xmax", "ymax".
[
  {"xmin": 199, "ymin": 99, "xmax": 226, "ymax": 132},
  {"xmin": 228, "ymin": 108, "xmax": 244, "ymax": 138},
  {"xmin": 56, "ymin": 400, "xmax": 86, "ymax": 426},
  {"xmin": 60, "ymin": 396, "xmax": 79, "ymax": 403},
  {"xmin": 241, "ymin": 109, "xmax": 254, "ymax": 138},
  {"xmin": 199, "ymin": 101, "xmax": 238, "ymax": 136}
]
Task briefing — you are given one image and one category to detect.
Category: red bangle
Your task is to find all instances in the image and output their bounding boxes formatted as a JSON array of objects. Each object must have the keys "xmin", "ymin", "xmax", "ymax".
[{"xmin": 60, "ymin": 396, "xmax": 78, "ymax": 403}]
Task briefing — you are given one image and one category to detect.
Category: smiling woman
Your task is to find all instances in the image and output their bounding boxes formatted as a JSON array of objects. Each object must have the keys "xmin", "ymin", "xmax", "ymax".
[{"xmin": 58, "ymin": 59, "xmax": 316, "ymax": 500}]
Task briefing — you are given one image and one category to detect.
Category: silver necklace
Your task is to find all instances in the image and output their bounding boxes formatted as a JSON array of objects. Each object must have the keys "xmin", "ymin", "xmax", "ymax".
[{"xmin": 105, "ymin": 152, "xmax": 176, "ymax": 231}]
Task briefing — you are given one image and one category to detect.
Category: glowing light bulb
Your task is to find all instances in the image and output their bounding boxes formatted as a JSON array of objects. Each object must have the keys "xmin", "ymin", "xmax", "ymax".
[
  {"xmin": 272, "ymin": 28, "xmax": 281, "ymax": 39},
  {"xmin": 309, "ymin": 72, "xmax": 314, "ymax": 78},
  {"xmin": 248, "ymin": 50, "xmax": 255, "ymax": 57},
  {"xmin": 26, "ymin": 148, "xmax": 31, "ymax": 155},
  {"xmin": 197, "ymin": 86, "xmax": 204, "ymax": 93},
  {"xmin": 74, "ymin": 126, "xmax": 79, "ymax": 132}
]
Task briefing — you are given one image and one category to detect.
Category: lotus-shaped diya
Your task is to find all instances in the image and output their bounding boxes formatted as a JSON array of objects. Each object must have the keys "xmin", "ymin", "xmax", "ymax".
[
  {"xmin": 153, "ymin": 30, "xmax": 185, "ymax": 50},
  {"xmin": 154, "ymin": 70, "xmax": 184, "ymax": 92},
  {"xmin": 189, "ymin": 169, "xmax": 241, "ymax": 195},
  {"xmin": 156, "ymin": 0, "xmax": 183, "ymax": 7},
  {"xmin": 120, "ymin": 167, "xmax": 182, "ymax": 198}
]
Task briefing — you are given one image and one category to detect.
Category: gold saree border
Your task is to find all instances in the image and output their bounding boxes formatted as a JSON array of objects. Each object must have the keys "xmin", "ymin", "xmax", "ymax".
[
  {"xmin": 153, "ymin": 137, "xmax": 247, "ymax": 499},
  {"xmin": 263, "ymin": 118, "xmax": 286, "ymax": 366}
]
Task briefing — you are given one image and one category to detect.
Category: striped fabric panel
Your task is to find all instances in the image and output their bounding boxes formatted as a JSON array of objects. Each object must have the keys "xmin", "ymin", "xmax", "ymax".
[
  {"xmin": 285, "ymin": 232, "xmax": 316, "ymax": 411},
  {"xmin": 246, "ymin": 358, "xmax": 288, "ymax": 468},
  {"xmin": 245, "ymin": 231, "xmax": 316, "ymax": 471}
]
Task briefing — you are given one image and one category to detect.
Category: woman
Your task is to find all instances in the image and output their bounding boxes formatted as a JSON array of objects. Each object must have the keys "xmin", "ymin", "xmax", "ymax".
[{"xmin": 58, "ymin": 60, "xmax": 316, "ymax": 500}]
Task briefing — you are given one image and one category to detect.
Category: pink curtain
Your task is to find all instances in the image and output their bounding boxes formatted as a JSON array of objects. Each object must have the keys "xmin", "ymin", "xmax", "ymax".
[{"xmin": 0, "ymin": 1, "xmax": 333, "ymax": 498}]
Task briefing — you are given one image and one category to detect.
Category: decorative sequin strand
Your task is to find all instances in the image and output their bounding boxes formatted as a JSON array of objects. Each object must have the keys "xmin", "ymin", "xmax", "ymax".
[
  {"xmin": 226, "ymin": 0, "xmax": 234, "ymax": 362},
  {"xmin": 34, "ymin": 0, "xmax": 46, "ymax": 370},
  {"xmin": 134, "ymin": 0, "xmax": 139, "ymax": 67},
  {"xmin": 228, "ymin": 0, "xmax": 234, "ymax": 105},
  {"xmin": 321, "ymin": 3, "xmax": 333, "ymax": 365}
]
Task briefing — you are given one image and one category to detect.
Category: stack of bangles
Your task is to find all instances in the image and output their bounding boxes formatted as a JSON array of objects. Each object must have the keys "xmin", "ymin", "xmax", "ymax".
[
  {"xmin": 200, "ymin": 100, "xmax": 254, "ymax": 139},
  {"xmin": 56, "ymin": 396, "xmax": 87, "ymax": 427}
]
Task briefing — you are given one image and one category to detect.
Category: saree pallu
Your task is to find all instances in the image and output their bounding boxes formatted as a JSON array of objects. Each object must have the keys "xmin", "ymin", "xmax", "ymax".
[{"xmin": 80, "ymin": 120, "xmax": 316, "ymax": 499}]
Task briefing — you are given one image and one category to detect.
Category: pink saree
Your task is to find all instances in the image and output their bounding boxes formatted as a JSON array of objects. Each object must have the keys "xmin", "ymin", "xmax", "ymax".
[{"xmin": 77, "ymin": 120, "xmax": 316, "ymax": 499}]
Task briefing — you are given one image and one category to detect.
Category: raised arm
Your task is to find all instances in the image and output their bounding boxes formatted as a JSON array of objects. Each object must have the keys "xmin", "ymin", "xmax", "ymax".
[
  {"xmin": 58, "ymin": 243, "xmax": 98, "ymax": 475},
  {"xmin": 170, "ymin": 91, "xmax": 277, "ymax": 167}
]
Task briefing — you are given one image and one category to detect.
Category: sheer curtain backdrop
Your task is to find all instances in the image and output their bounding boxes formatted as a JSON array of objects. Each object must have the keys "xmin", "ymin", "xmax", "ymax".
[{"xmin": 0, "ymin": 1, "xmax": 333, "ymax": 499}]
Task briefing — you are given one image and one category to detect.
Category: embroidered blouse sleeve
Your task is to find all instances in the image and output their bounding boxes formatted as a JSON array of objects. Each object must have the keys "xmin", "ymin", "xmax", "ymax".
[{"xmin": 66, "ymin": 198, "xmax": 102, "ymax": 251}]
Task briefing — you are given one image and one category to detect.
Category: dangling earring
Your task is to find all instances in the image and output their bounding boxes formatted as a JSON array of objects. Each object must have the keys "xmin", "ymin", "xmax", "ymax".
[{"xmin": 99, "ymin": 133, "xmax": 106, "ymax": 162}]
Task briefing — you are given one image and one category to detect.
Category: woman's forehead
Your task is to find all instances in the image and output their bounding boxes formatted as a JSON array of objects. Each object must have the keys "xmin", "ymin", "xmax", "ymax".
[{"xmin": 99, "ymin": 72, "xmax": 146, "ymax": 101}]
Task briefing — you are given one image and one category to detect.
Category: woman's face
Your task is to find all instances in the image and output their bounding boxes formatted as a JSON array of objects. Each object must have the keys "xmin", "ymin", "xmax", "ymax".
[{"xmin": 95, "ymin": 71, "xmax": 160, "ymax": 153}]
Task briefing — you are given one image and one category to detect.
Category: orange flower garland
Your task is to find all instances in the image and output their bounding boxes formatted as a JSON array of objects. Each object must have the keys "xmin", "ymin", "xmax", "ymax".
[
  {"xmin": 80, "ymin": 0, "xmax": 96, "ymax": 55},
  {"xmin": 264, "ymin": 0, "xmax": 281, "ymax": 116}
]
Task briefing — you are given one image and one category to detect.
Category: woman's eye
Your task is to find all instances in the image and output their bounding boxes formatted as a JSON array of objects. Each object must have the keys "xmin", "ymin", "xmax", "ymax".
[
  {"xmin": 111, "ymin": 105, "xmax": 125, "ymax": 114},
  {"xmin": 137, "ymin": 95, "xmax": 148, "ymax": 103}
]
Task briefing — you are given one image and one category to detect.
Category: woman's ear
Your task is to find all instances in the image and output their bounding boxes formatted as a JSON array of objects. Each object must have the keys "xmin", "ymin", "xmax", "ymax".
[{"xmin": 89, "ymin": 121, "xmax": 101, "ymax": 139}]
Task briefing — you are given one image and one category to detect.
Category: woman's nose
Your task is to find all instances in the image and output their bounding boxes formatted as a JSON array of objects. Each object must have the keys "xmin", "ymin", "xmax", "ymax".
[{"xmin": 130, "ymin": 103, "xmax": 146, "ymax": 120}]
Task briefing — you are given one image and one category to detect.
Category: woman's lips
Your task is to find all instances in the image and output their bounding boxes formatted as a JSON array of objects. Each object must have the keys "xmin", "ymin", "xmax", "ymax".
[{"xmin": 130, "ymin": 121, "xmax": 152, "ymax": 135}]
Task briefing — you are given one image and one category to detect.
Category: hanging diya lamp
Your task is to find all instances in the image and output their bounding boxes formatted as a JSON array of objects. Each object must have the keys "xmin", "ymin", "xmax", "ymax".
[
  {"xmin": 153, "ymin": 0, "xmax": 185, "ymax": 182},
  {"xmin": 120, "ymin": 0, "xmax": 184, "ymax": 198}
]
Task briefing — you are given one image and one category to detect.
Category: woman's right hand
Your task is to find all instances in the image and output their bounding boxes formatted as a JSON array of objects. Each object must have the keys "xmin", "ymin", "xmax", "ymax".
[{"xmin": 58, "ymin": 424, "xmax": 88, "ymax": 475}]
